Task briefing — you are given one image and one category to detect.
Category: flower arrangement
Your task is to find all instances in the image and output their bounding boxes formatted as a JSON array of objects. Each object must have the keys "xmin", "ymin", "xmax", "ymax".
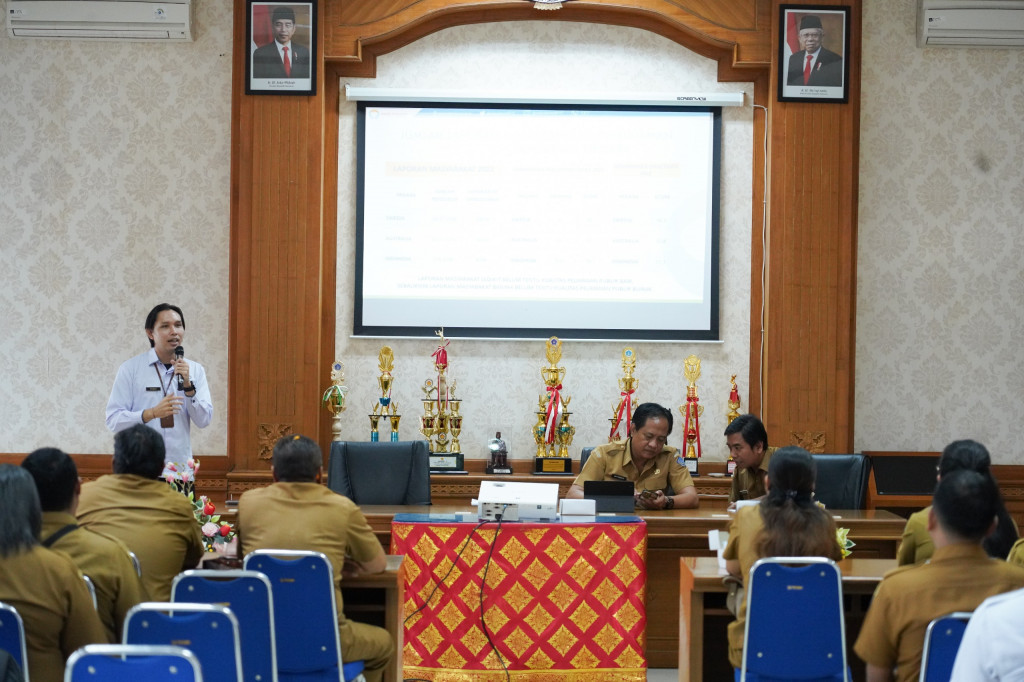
[
  {"xmin": 192, "ymin": 494, "xmax": 236, "ymax": 552},
  {"xmin": 165, "ymin": 458, "xmax": 237, "ymax": 552},
  {"xmin": 836, "ymin": 527, "xmax": 855, "ymax": 558}
]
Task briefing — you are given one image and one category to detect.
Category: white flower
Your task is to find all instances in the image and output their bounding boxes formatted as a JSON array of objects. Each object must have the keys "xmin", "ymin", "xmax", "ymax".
[{"xmin": 201, "ymin": 522, "xmax": 218, "ymax": 537}]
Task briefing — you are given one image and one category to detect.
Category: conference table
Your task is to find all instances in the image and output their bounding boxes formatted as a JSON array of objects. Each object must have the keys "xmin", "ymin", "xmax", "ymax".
[
  {"xmin": 679, "ymin": 556, "xmax": 897, "ymax": 682},
  {"xmin": 362, "ymin": 505, "xmax": 905, "ymax": 668},
  {"xmin": 391, "ymin": 512, "xmax": 648, "ymax": 681}
]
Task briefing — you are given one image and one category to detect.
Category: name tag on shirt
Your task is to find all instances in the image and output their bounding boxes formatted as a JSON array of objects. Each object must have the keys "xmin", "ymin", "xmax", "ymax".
[{"xmin": 146, "ymin": 386, "xmax": 161, "ymax": 391}]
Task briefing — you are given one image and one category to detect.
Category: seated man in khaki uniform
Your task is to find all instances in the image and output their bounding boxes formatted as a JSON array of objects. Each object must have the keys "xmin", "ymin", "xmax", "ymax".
[
  {"xmin": 237, "ymin": 435, "xmax": 395, "ymax": 682},
  {"xmin": 77, "ymin": 424, "xmax": 203, "ymax": 601},
  {"xmin": 723, "ymin": 413, "xmax": 774, "ymax": 504},
  {"xmin": 854, "ymin": 469, "xmax": 1024, "ymax": 682},
  {"xmin": 566, "ymin": 402, "xmax": 698, "ymax": 509},
  {"xmin": 22, "ymin": 447, "xmax": 146, "ymax": 642}
]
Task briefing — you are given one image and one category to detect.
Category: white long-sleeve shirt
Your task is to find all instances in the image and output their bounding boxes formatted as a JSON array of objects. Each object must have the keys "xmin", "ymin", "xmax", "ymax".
[
  {"xmin": 950, "ymin": 586, "xmax": 1024, "ymax": 681},
  {"xmin": 106, "ymin": 348, "xmax": 213, "ymax": 473}
]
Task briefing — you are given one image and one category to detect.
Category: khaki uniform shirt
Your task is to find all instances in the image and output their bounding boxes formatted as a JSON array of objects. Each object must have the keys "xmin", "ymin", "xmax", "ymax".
[
  {"xmin": 1008, "ymin": 537, "xmax": 1024, "ymax": 566},
  {"xmin": 41, "ymin": 511, "xmax": 146, "ymax": 641},
  {"xmin": 896, "ymin": 506, "xmax": 932, "ymax": 566},
  {"xmin": 571, "ymin": 439, "xmax": 694, "ymax": 495},
  {"xmin": 729, "ymin": 446, "xmax": 776, "ymax": 503},
  {"xmin": 854, "ymin": 543, "xmax": 1024, "ymax": 682},
  {"xmin": 77, "ymin": 474, "xmax": 203, "ymax": 602},
  {"xmin": 0, "ymin": 546, "xmax": 108, "ymax": 682},
  {"xmin": 237, "ymin": 482, "xmax": 384, "ymax": 626},
  {"xmin": 721, "ymin": 505, "xmax": 765, "ymax": 669}
]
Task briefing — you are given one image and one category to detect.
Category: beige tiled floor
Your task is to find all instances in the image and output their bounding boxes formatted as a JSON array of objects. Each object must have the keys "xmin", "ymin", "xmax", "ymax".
[{"xmin": 646, "ymin": 669, "xmax": 679, "ymax": 681}]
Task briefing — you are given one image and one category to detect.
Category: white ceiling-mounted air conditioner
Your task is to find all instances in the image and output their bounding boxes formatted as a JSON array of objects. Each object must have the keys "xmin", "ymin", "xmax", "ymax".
[
  {"xmin": 7, "ymin": 0, "xmax": 194, "ymax": 41},
  {"xmin": 918, "ymin": 0, "xmax": 1024, "ymax": 47}
]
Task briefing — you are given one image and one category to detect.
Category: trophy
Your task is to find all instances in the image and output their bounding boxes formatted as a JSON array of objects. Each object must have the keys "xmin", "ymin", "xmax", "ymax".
[
  {"xmin": 321, "ymin": 361, "xmax": 348, "ymax": 442},
  {"xmin": 421, "ymin": 329, "xmax": 466, "ymax": 473},
  {"xmin": 678, "ymin": 354, "xmax": 705, "ymax": 476},
  {"xmin": 532, "ymin": 337, "xmax": 573, "ymax": 474},
  {"xmin": 370, "ymin": 347, "xmax": 401, "ymax": 442},
  {"xmin": 609, "ymin": 347, "xmax": 638, "ymax": 441},
  {"xmin": 726, "ymin": 375, "xmax": 742, "ymax": 475}
]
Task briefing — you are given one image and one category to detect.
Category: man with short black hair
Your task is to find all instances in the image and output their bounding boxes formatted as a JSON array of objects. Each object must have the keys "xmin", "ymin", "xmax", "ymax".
[
  {"xmin": 724, "ymin": 413, "xmax": 772, "ymax": 504},
  {"xmin": 567, "ymin": 402, "xmax": 698, "ymax": 509},
  {"xmin": 76, "ymin": 424, "xmax": 203, "ymax": 602},
  {"xmin": 106, "ymin": 303, "xmax": 213, "ymax": 477},
  {"xmin": 855, "ymin": 469, "xmax": 1024, "ymax": 682},
  {"xmin": 21, "ymin": 447, "xmax": 145, "ymax": 642},
  {"xmin": 237, "ymin": 435, "xmax": 394, "ymax": 682}
]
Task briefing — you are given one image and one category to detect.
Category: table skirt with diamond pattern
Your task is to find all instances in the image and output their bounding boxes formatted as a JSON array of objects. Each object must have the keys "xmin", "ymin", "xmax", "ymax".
[{"xmin": 391, "ymin": 519, "xmax": 647, "ymax": 681}]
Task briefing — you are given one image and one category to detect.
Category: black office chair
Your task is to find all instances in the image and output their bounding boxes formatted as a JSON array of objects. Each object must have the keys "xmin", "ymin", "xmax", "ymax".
[
  {"xmin": 326, "ymin": 440, "xmax": 432, "ymax": 505},
  {"xmin": 580, "ymin": 446, "xmax": 595, "ymax": 471},
  {"xmin": 811, "ymin": 454, "xmax": 872, "ymax": 510}
]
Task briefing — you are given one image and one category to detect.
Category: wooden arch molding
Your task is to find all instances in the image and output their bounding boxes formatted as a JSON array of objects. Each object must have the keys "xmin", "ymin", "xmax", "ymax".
[{"xmin": 229, "ymin": 0, "xmax": 860, "ymax": 496}]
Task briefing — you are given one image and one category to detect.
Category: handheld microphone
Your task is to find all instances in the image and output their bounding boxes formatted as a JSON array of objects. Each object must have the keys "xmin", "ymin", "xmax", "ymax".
[{"xmin": 175, "ymin": 346, "xmax": 185, "ymax": 390}]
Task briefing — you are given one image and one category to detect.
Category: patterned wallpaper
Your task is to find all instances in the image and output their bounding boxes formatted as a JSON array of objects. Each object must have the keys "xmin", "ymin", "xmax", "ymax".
[
  {"xmin": 334, "ymin": 22, "xmax": 755, "ymax": 461},
  {"xmin": 3, "ymin": 0, "xmax": 1021, "ymax": 463},
  {"xmin": 854, "ymin": 0, "xmax": 1024, "ymax": 460},
  {"xmin": 0, "ymin": 0, "xmax": 232, "ymax": 457}
]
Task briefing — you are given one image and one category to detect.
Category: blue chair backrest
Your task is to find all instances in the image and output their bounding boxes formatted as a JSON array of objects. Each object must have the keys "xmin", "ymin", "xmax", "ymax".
[
  {"xmin": 0, "ymin": 601, "xmax": 28, "ymax": 677},
  {"xmin": 243, "ymin": 550, "xmax": 348, "ymax": 681},
  {"xmin": 65, "ymin": 643, "xmax": 203, "ymax": 682},
  {"xmin": 920, "ymin": 612, "xmax": 971, "ymax": 682},
  {"xmin": 742, "ymin": 557, "xmax": 848, "ymax": 682},
  {"xmin": 124, "ymin": 602, "xmax": 243, "ymax": 682},
  {"xmin": 172, "ymin": 570, "xmax": 278, "ymax": 682}
]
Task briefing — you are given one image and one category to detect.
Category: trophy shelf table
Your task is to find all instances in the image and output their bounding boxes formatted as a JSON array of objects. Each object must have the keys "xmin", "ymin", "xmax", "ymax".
[{"xmin": 362, "ymin": 506, "xmax": 905, "ymax": 668}]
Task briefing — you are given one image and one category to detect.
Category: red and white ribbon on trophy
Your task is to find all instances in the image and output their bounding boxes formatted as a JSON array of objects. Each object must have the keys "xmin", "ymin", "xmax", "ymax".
[
  {"xmin": 545, "ymin": 384, "xmax": 563, "ymax": 444},
  {"xmin": 609, "ymin": 388, "xmax": 635, "ymax": 440}
]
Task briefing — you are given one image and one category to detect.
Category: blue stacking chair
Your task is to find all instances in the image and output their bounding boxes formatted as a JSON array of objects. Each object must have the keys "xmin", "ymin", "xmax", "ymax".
[
  {"xmin": 740, "ymin": 557, "xmax": 849, "ymax": 682},
  {"xmin": 124, "ymin": 602, "xmax": 243, "ymax": 682},
  {"xmin": 65, "ymin": 643, "xmax": 203, "ymax": 682},
  {"xmin": 243, "ymin": 550, "xmax": 365, "ymax": 682},
  {"xmin": 0, "ymin": 601, "xmax": 28, "ymax": 680},
  {"xmin": 919, "ymin": 612, "xmax": 971, "ymax": 682},
  {"xmin": 172, "ymin": 569, "xmax": 278, "ymax": 682}
]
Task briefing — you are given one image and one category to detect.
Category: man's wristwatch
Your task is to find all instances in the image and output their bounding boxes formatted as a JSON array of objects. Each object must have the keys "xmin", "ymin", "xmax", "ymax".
[
  {"xmin": 664, "ymin": 496, "xmax": 675, "ymax": 510},
  {"xmin": 184, "ymin": 383, "xmax": 197, "ymax": 395}
]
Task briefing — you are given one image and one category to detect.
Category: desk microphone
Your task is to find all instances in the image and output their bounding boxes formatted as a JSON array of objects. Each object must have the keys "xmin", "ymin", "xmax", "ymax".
[{"xmin": 175, "ymin": 346, "xmax": 185, "ymax": 390}]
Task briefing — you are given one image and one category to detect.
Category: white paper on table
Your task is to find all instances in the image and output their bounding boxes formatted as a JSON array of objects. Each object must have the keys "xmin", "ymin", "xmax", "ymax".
[{"xmin": 708, "ymin": 529, "xmax": 730, "ymax": 568}]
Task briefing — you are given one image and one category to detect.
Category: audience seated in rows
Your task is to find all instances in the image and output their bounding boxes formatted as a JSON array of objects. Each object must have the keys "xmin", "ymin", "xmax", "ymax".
[
  {"xmin": 76, "ymin": 424, "xmax": 203, "ymax": 601},
  {"xmin": 896, "ymin": 439, "xmax": 1018, "ymax": 566},
  {"xmin": 237, "ymin": 434, "xmax": 395, "ymax": 682},
  {"xmin": 854, "ymin": 467, "xmax": 1024, "ymax": 682},
  {"xmin": 21, "ymin": 447, "xmax": 146, "ymax": 642},
  {"xmin": 722, "ymin": 446, "xmax": 843, "ymax": 671},
  {"xmin": 0, "ymin": 464, "xmax": 107, "ymax": 682}
]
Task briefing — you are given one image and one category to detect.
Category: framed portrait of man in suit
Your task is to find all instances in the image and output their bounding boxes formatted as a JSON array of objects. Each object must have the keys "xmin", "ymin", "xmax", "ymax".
[
  {"xmin": 778, "ymin": 5, "xmax": 850, "ymax": 103},
  {"xmin": 246, "ymin": 1, "xmax": 317, "ymax": 96}
]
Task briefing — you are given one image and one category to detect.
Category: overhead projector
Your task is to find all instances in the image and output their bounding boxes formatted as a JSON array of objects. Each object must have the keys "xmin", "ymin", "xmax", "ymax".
[{"xmin": 476, "ymin": 480, "xmax": 559, "ymax": 521}]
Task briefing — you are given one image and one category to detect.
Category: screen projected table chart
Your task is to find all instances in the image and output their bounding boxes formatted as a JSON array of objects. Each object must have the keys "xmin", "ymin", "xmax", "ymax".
[{"xmin": 391, "ymin": 513, "xmax": 648, "ymax": 681}]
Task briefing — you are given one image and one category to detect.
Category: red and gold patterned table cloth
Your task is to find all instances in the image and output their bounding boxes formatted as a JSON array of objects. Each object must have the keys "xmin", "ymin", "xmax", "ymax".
[{"xmin": 391, "ymin": 515, "xmax": 647, "ymax": 681}]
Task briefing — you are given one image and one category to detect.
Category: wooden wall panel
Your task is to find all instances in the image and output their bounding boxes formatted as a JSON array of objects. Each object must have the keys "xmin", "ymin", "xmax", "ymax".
[{"xmin": 226, "ymin": 0, "xmax": 860, "ymax": 487}]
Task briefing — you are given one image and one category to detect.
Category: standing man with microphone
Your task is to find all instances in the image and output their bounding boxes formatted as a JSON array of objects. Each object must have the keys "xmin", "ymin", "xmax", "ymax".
[{"xmin": 106, "ymin": 303, "xmax": 213, "ymax": 477}]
